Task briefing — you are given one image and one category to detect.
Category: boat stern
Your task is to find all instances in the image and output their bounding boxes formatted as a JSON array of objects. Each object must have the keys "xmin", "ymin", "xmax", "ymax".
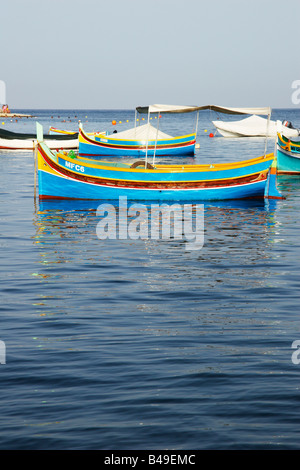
[{"xmin": 264, "ymin": 157, "xmax": 284, "ymax": 199}]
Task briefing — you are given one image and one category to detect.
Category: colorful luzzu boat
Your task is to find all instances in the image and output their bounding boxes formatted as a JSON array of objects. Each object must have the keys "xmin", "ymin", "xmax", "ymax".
[
  {"xmin": 49, "ymin": 127, "xmax": 78, "ymax": 136},
  {"xmin": 36, "ymin": 123, "xmax": 283, "ymax": 202},
  {"xmin": 277, "ymin": 132, "xmax": 300, "ymax": 174},
  {"xmin": 78, "ymin": 104, "xmax": 201, "ymax": 158},
  {"xmin": 49, "ymin": 127, "xmax": 106, "ymax": 137},
  {"xmin": 78, "ymin": 123, "xmax": 197, "ymax": 158}
]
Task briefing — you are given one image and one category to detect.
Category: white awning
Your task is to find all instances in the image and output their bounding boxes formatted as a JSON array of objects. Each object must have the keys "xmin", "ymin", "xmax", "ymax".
[
  {"xmin": 200, "ymin": 105, "xmax": 271, "ymax": 116},
  {"xmin": 213, "ymin": 115, "xmax": 276, "ymax": 137},
  {"xmin": 136, "ymin": 104, "xmax": 202, "ymax": 114},
  {"xmin": 136, "ymin": 104, "xmax": 271, "ymax": 116}
]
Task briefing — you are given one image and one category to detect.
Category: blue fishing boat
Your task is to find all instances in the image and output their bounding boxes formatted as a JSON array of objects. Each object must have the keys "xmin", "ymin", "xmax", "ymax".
[
  {"xmin": 36, "ymin": 123, "xmax": 283, "ymax": 201},
  {"xmin": 78, "ymin": 104, "xmax": 201, "ymax": 158},
  {"xmin": 277, "ymin": 132, "xmax": 300, "ymax": 174}
]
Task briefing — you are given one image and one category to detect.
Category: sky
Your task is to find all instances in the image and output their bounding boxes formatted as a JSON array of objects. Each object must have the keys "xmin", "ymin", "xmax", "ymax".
[{"xmin": 1, "ymin": 0, "xmax": 300, "ymax": 109}]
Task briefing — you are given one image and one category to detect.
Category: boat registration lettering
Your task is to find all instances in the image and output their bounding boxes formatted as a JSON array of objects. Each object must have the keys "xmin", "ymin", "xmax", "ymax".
[{"xmin": 65, "ymin": 160, "xmax": 85, "ymax": 173}]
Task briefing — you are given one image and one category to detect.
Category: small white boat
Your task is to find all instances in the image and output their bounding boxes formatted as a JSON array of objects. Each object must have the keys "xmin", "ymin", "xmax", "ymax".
[
  {"xmin": 213, "ymin": 115, "xmax": 300, "ymax": 138},
  {"xmin": 0, "ymin": 127, "xmax": 78, "ymax": 151}
]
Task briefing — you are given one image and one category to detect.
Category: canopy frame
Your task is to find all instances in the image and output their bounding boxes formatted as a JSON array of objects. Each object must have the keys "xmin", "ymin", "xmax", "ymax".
[
  {"xmin": 136, "ymin": 104, "xmax": 271, "ymax": 116},
  {"xmin": 134, "ymin": 104, "xmax": 272, "ymax": 166},
  {"xmin": 136, "ymin": 105, "xmax": 201, "ymax": 167}
]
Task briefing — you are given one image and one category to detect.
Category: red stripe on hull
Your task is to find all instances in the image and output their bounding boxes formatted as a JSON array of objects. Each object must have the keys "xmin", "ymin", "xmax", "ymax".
[
  {"xmin": 39, "ymin": 195, "xmax": 98, "ymax": 200},
  {"xmin": 277, "ymin": 170, "xmax": 300, "ymax": 174}
]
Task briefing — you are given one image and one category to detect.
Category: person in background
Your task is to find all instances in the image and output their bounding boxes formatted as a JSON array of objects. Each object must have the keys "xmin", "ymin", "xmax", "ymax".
[{"xmin": 2, "ymin": 104, "xmax": 10, "ymax": 114}]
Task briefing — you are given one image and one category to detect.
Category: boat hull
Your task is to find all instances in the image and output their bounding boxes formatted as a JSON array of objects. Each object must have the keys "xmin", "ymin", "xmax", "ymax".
[
  {"xmin": 78, "ymin": 127, "xmax": 196, "ymax": 157},
  {"xmin": 0, "ymin": 127, "xmax": 79, "ymax": 150},
  {"xmin": 48, "ymin": 127, "xmax": 78, "ymax": 136},
  {"xmin": 277, "ymin": 133, "xmax": 300, "ymax": 174},
  {"xmin": 0, "ymin": 137, "xmax": 78, "ymax": 151},
  {"xmin": 277, "ymin": 146, "xmax": 300, "ymax": 174},
  {"xmin": 39, "ymin": 169, "xmax": 269, "ymax": 201},
  {"xmin": 37, "ymin": 142, "xmax": 280, "ymax": 201}
]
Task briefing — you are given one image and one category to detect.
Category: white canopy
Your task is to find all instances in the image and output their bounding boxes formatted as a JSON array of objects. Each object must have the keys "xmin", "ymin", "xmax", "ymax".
[
  {"xmin": 213, "ymin": 115, "xmax": 299, "ymax": 138},
  {"xmin": 108, "ymin": 123, "xmax": 173, "ymax": 140},
  {"xmin": 136, "ymin": 104, "xmax": 202, "ymax": 114},
  {"xmin": 136, "ymin": 104, "xmax": 271, "ymax": 116},
  {"xmin": 213, "ymin": 115, "xmax": 275, "ymax": 137},
  {"xmin": 203, "ymin": 105, "xmax": 271, "ymax": 116}
]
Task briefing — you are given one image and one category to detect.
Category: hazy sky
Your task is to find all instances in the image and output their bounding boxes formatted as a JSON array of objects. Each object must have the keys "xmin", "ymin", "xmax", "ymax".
[{"xmin": 1, "ymin": 0, "xmax": 299, "ymax": 109}]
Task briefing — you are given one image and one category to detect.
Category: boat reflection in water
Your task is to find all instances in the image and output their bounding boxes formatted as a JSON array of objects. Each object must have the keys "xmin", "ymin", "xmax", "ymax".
[
  {"xmin": 31, "ymin": 197, "xmax": 284, "ymax": 332},
  {"xmin": 34, "ymin": 197, "xmax": 281, "ymax": 256}
]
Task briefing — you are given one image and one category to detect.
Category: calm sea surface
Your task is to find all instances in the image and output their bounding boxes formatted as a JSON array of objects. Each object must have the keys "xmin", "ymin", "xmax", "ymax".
[{"xmin": 1, "ymin": 108, "xmax": 300, "ymax": 450}]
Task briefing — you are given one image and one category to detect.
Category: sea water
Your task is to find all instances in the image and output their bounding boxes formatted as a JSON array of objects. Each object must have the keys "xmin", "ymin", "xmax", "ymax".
[{"xmin": 0, "ymin": 108, "xmax": 300, "ymax": 450}]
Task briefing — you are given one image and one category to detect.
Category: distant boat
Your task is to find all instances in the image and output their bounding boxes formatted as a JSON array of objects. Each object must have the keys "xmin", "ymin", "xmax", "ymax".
[
  {"xmin": 213, "ymin": 115, "xmax": 300, "ymax": 138},
  {"xmin": 49, "ymin": 127, "xmax": 78, "ymax": 136},
  {"xmin": 277, "ymin": 132, "xmax": 300, "ymax": 174},
  {"xmin": 49, "ymin": 126, "xmax": 106, "ymax": 137},
  {"xmin": 0, "ymin": 127, "xmax": 78, "ymax": 151},
  {"xmin": 78, "ymin": 104, "xmax": 201, "ymax": 158}
]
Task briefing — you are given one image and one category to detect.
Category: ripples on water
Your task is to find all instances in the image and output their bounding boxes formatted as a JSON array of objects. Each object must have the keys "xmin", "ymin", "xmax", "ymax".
[{"xmin": 0, "ymin": 110, "xmax": 300, "ymax": 450}]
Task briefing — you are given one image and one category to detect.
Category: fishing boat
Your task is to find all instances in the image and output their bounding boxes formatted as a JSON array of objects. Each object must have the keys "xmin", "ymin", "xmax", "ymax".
[
  {"xmin": 49, "ymin": 126, "xmax": 106, "ymax": 137},
  {"xmin": 213, "ymin": 114, "xmax": 300, "ymax": 138},
  {"xmin": 36, "ymin": 121, "xmax": 282, "ymax": 201},
  {"xmin": 49, "ymin": 127, "xmax": 78, "ymax": 136},
  {"xmin": 277, "ymin": 132, "xmax": 300, "ymax": 174},
  {"xmin": 0, "ymin": 127, "xmax": 78, "ymax": 151},
  {"xmin": 78, "ymin": 104, "xmax": 201, "ymax": 158}
]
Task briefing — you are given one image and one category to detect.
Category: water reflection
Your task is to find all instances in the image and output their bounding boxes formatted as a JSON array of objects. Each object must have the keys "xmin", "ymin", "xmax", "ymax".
[
  {"xmin": 32, "ymin": 197, "xmax": 282, "ymax": 276},
  {"xmin": 31, "ymin": 200, "xmax": 286, "ymax": 360},
  {"xmin": 30, "ymin": 191, "xmax": 288, "ymax": 376},
  {"xmin": 35, "ymin": 198, "xmax": 280, "ymax": 248}
]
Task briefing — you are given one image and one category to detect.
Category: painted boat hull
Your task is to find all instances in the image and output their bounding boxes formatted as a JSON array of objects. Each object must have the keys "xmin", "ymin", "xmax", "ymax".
[
  {"xmin": 37, "ymin": 142, "xmax": 282, "ymax": 201},
  {"xmin": 48, "ymin": 127, "xmax": 78, "ymax": 136},
  {"xmin": 49, "ymin": 127, "xmax": 104, "ymax": 138},
  {"xmin": 39, "ymin": 169, "xmax": 269, "ymax": 201},
  {"xmin": 277, "ymin": 147, "xmax": 300, "ymax": 174},
  {"xmin": 78, "ymin": 126, "xmax": 196, "ymax": 157},
  {"xmin": 277, "ymin": 133, "xmax": 300, "ymax": 174}
]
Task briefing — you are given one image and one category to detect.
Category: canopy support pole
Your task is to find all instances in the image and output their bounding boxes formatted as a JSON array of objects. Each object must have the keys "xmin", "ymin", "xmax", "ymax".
[
  {"xmin": 195, "ymin": 110, "xmax": 199, "ymax": 139},
  {"xmin": 34, "ymin": 141, "xmax": 37, "ymax": 201},
  {"xmin": 263, "ymin": 110, "xmax": 271, "ymax": 158},
  {"xmin": 152, "ymin": 113, "xmax": 160, "ymax": 167},
  {"xmin": 144, "ymin": 109, "xmax": 150, "ymax": 168},
  {"xmin": 275, "ymin": 120, "xmax": 282, "ymax": 159}
]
